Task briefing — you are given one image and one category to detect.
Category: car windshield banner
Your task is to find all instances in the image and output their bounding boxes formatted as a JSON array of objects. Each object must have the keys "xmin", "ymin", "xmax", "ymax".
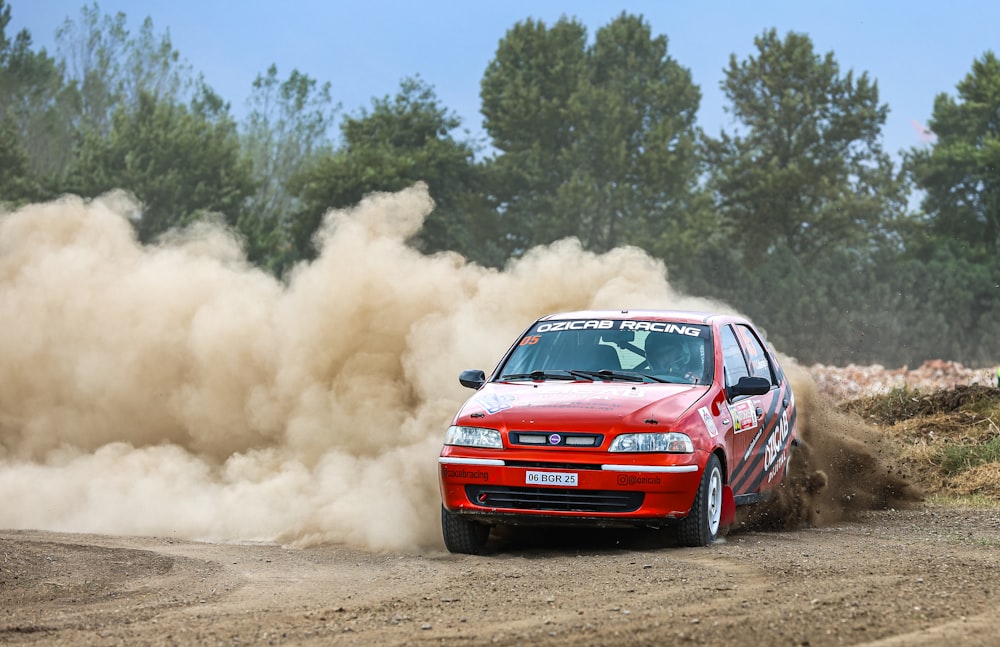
[{"xmin": 533, "ymin": 319, "xmax": 708, "ymax": 338}]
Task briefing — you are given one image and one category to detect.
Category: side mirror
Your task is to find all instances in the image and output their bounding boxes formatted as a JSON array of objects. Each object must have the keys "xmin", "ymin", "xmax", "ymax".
[
  {"xmin": 459, "ymin": 369, "xmax": 487, "ymax": 390},
  {"xmin": 727, "ymin": 375, "xmax": 771, "ymax": 398}
]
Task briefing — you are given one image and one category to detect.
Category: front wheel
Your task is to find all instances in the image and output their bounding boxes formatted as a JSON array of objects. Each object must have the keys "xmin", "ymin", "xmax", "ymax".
[
  {"xmin": 678, "ymin": 454, "xmax": 724, "ymax": 547},
  {"xmin": 441, "ymin": 506, "xmax": 491, "ymax": 554}
]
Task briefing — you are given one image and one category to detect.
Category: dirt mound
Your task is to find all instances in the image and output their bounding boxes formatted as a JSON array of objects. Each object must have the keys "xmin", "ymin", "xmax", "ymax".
[
  {"xmin": 797, "ymin": 361, "xmax": 1000, "ymax": 503},
  {"xmin": 843, "ymin": 383, "xmax": 1000, "ymax": 426},
  {"xmin": 841, "ymin": 384, "xmax": 1000, "ymax": 499}
]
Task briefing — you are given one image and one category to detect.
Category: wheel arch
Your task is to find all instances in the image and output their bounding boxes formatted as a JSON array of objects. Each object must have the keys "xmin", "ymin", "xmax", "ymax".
[
  {"xmin": 712, "ymin": 446, "xmax": 729, "ymax": 483},
  {"xmin": 712, "ymin": 447, "xmax": 736, "ymax": 528}
]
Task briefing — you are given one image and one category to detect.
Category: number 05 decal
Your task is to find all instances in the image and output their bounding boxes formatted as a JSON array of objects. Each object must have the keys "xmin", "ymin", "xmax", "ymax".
[{"xmin": 519, "ymin": 335, "xmax": 540, "ymax": 346}]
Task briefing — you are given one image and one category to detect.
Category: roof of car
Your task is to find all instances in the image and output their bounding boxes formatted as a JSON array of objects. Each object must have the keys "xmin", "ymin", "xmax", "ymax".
[{"xmin": 537, "ymin": 309, "xmax": 749, "ymax": 326}]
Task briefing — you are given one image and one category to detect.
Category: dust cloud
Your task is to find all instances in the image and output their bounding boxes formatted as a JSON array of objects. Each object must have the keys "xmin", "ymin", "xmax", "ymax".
[
  {"xmin": 1, "ymin": 183, "xmax": 732, "ymax": 551},
  {"xmin": 740, "ymin": 361, "xmax": 922, "ymax": 531}
]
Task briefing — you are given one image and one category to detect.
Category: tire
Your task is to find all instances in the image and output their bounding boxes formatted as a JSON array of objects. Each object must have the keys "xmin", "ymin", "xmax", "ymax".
[
  {"xmin": 441, "ymin": 505, "xmax": 491, "ymax": 554},
  {"xmin": 678, "ymin": 453, "xmax": 724, "ymax": 547}
]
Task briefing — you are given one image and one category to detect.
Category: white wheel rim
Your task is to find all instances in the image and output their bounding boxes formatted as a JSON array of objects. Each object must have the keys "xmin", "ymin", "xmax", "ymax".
[{"xmin": 707, "ymin": 466, "xmax": 723, "ymax": 536}]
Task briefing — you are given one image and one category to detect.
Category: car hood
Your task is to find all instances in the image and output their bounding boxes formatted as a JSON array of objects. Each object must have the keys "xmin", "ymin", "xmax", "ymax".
[{"xmin": 457, "ymin": 381, "xmax": 708, "ymax": 431}]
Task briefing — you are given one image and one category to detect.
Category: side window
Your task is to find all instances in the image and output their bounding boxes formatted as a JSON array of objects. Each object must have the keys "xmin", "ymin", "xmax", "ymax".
[
  {"xmin": 720, "ymin": 326, "xmax": 749, "ymax": 387},
  {"xmin": 736, "ymin": 324, "xmax": 775, "ymax": 384}
]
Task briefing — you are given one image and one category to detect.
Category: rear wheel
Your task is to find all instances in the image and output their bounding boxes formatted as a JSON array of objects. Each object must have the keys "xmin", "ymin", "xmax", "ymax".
[
  {"xmin": 441, "ymin": 506, "xmax": 491, "ymax": 554},
  {"xmin": 678, "ymin": 454, "xmax": 724, "ymax": 547}
]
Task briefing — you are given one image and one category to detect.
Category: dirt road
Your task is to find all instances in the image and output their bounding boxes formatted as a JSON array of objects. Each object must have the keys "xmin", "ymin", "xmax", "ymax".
[{"xmin": 2, "ymin": 504, "xmax": 997, "ymax": 646}]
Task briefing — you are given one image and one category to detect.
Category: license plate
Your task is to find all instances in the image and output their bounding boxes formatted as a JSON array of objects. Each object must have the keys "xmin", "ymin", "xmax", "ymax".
[{"xmin": 525, "ymin": 471, "xmax": 578, "ymax": 487}]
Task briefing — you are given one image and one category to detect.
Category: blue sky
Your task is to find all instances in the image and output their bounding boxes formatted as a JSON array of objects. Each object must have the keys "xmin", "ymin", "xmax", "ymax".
[{"xmin": 10, "ymin": 1, "xmax": 999, "ymax": 159}]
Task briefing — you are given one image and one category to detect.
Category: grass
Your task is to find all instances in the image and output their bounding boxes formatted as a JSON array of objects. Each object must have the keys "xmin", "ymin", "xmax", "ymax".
[
  {"xmin": 925, "ymin": 492, "xmax": 1000, "ymax": 509},
  {"xmin": 842, "ymin": 384, "xmax": 1000, "ymax": 497},
  {"xmin": 940, "ymin": 436, "xmax": 1000, "ymax": 474}
]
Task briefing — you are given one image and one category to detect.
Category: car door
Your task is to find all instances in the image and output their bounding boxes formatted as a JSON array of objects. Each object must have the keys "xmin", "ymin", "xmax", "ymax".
[{"xmin": 720, "ymin": 324, "xmax": 783, "ymax": 498}]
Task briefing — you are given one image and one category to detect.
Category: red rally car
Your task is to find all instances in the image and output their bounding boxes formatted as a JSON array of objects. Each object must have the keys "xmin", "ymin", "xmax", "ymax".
[{"xmin": 438, "ymin": 310, "xmax": 798, "ymax": 554}]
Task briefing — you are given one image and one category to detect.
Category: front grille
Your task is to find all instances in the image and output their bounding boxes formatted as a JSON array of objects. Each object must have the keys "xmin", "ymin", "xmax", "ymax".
[
  {"xmin": 504, "ymin": 461, "xmax": 602, "ymax": 470},
  {"xmin": 465, "ymin": 485, "xmax": 643, "ymax": 513},
  {"xmin": 509, "ymin": 431, "xmax": 604, "ymax": 447}
]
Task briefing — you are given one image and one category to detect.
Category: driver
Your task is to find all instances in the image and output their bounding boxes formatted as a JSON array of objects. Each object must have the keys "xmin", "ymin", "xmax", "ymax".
[{"xmin": 644, "ymin": 333, "xmax": 704, "ymax": 383}]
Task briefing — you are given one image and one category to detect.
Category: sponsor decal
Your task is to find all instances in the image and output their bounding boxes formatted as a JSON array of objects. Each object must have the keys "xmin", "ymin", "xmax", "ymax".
[
  {"xmin": 742, "ymin": 427, "xmax": 763, "ymax": 463},
  {"xmin": 616, "ymin": 474, "xmax": 662, "ymax": 486},
  {"xmin": 763, "ymin": 410, "xmax": 792, "ymax": 472},
  {"xmin": 729, "ymin": 400, "xmax": 759, "ymax": 433},
  {"xmin": 698, "ymin": 406, "xmax": 719, "ymax": 437},
  {"xmin": 533, "ymin": 320, "xmax": 705, "ymax": 337},
  {"xmin": 529, "ymin": 386, "xmax": 645, "ymax": 399},
  {"xmin": 767, "ymin": 453, "xmax": 787, "ymax": 483},
  {"xmin": 476, "ymin": 392, "xmax": 515, "ymax": 414},
  {"xmin": 443, "ymin": 467, "xmax": 490, "ymax": 482},
  {"xmin": 521, "ymin": 386, "xmax": 646, "ymax": 412},
  {"xmin": 618, "ymin": 321, "xmax": 703, "ymax": 336},
  {"xmin": 539, "ymin": 401, "xmax": 618, "ymax": 412},
  {"xmin": 536, "ymin": 320, "xmax": 615, "ymax": 332}
]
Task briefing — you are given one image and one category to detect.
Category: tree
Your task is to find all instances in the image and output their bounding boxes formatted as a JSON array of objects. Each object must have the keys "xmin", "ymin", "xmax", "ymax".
[
  {"xmin": 480, "ymin": 13, "xmax": 709, "ymax": 258},
  {"xmin": 907, "ymin": 51, "xmax": 1000, "ymax": 257},
  {"xmin": 0, "ymin": 110, "xmax": 28, "ymax": 200},
  {"xmin": 239, "ymin": 64, "xmax": 339, "ymax": 272},
  {"xmin": 55, "ymin": 2, "xmax": 192, "ymax": 137},
  {"xmin": 704, "ymin": 29, "xmax": 907, "ymax": 266},
  {"xmin": 899, "ymin": 53, "xmax": 1000, "ymax": 366},
  {"xmin": 480, "ymin": 16, "xmax": 587, "ymax": 253},
  {"xmin": 70, "ymin": 91, "xmax": 255, "ymax": 243},
  {"xmin": 0, "ymin": 0, "xmax": 28, "ymax": 200},
  {"xmin": 290, "ymin": 77, "xmax": 496, "ymax": 267},
  {"xmin": 0, "ymin": 0, "xmax": 74, "ymax": 190},
  {"xmin": 556, "ymin": 13, "xmax": 709, "ymax": 255}
]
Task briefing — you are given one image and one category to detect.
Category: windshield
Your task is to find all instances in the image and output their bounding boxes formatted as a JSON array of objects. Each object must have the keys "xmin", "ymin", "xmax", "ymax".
[{"xmin": 498, "ymin": 319, "xmax": 713, "ymax": 385}]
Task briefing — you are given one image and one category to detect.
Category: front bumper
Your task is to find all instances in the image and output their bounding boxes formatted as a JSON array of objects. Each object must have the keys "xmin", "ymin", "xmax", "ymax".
[{"xmin": 438, "ymin": 451, "xmax": 703, "ymax": 525}]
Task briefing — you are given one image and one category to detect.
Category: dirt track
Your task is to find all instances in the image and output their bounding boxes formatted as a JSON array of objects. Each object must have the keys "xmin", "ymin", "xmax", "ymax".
[{"xmin": 2, "ymin": 504, "xmax": 998, "ymax": 646}]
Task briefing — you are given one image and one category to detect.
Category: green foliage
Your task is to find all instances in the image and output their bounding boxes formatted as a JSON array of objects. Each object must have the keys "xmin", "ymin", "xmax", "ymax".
[
  {"xmin": 704, "ymin": 29, "xmax": 908, "ymax": 266},
  {"xmin": 69, "ymin": 91, "xmax": 255, "ymax": 243},
  {"xmin": 0, "ymin": 0, "xmax": 75, "ymax": 190},
  {"xmin": 239, "ymin": 64, "xmax": 339, "ymax": 273},
  {"xmin": 54, "ymin": 3, "xmax": 193, "ymax": 136},
  {"xmin": 907, "ymin": 51, "xmax": 1000, "ymax": 257},
  {"xmin": 481, "ymin": 13, "xmax": 710, "ymax": 257},
  {"xmin": 940, "ymin": 437, "xmax": 1000, "ymax": 475},
  {"xmin": 687, "ymin": 29, "xmax": 957, "ymax": 367},
  {"xmin": 845, "ymin": 386, "xmax": 928, "ymax": 426},
  {"xmin": 557, "ymin": 13, "xmax": 709, "ymax": 254},
  {"xmin": 6, "ymin": 4, "xmax": 1000, "ymax": 369},
  {"xmin": 480, "ymin": 17, "xmax": 586, "ymax": 254},
  {"xmin": 289, "ymin": 76, "xmax": 498, "ymax": 269},
  {"xmin": 0, "ymin": 110, "xmax": 29, "ymax": 200},
  {"xmin": 685, "ymin": 238, "xmax": 1000, "ymax": 367}
]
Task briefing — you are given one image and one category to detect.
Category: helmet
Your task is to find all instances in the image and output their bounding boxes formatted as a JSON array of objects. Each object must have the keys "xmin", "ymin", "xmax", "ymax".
[{"xmin": 645, "ymin": 334, "xmax": 700, "ymax": 374}]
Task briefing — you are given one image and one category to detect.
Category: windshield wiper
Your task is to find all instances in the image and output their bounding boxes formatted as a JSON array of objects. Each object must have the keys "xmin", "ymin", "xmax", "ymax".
[
  {"xmin": 569, "ymin": 369, "xmax": 646, "ymax": 382},
  {"xmin": 601, "ymin": 369, "xmax": 670, "ymax": 383},
  {"xmin": 501, "ymin": 369, "xmax": 673, "ymax": 384},
  {"xmin": 500, "ymin": 370, "xmax": 594, "ymax": 382},
  {"xmin": 577, "ymin": 369, "xmax": 695, "ymax": 384},
  {"xmin": 635, "ymin": 373, "xmax": 708, "ymax": 385},
  {"xmin": 635, "ymin": 373, "xmax": 674, "ymax": 383}
]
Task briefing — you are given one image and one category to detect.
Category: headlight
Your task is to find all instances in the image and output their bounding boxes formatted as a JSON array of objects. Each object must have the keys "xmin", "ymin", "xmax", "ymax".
[
  {"xmin": 445, "ymin": 425, "xmax": 503, "ymax": 449},
  {"xmin": 609, "ymin": 432, "xmax": 694, "ymax": 453}
]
